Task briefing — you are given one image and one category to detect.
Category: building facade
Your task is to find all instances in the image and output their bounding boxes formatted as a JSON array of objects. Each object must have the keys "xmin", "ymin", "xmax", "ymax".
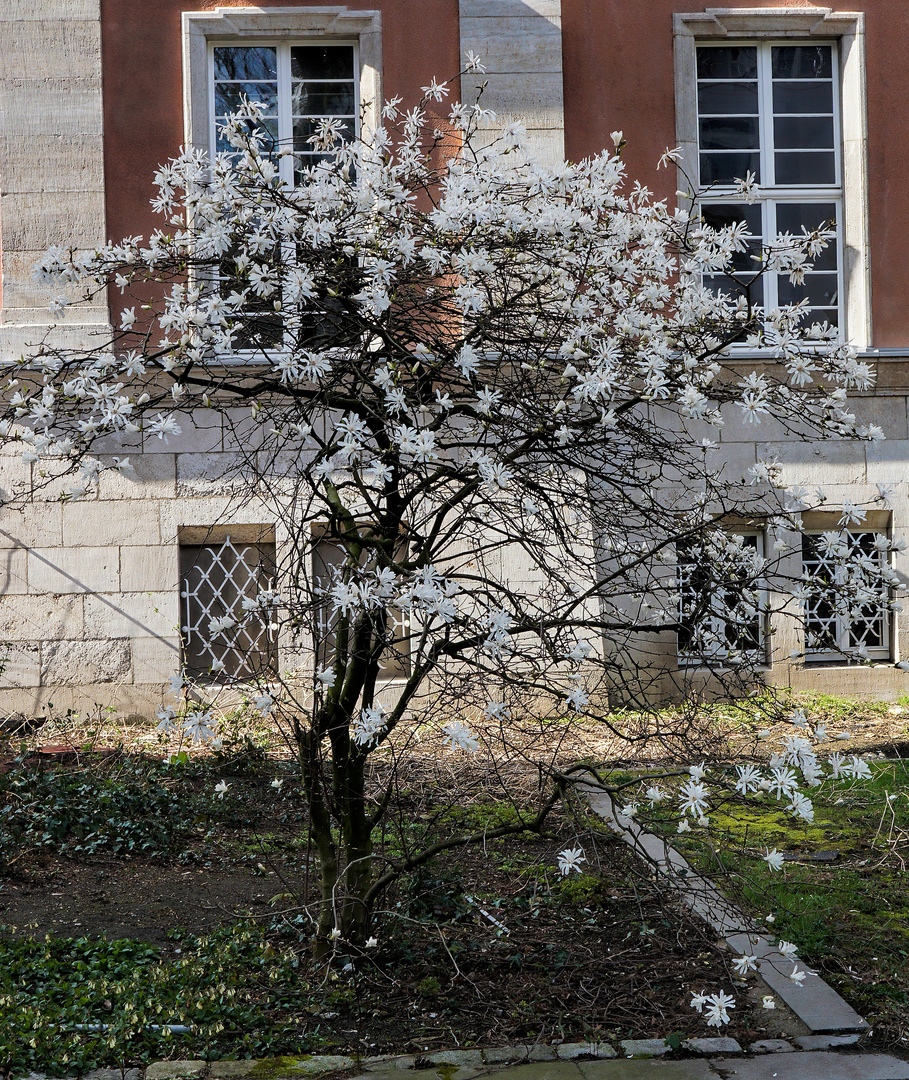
[{"xmin": 0, "ymin": 1, "xmax": 907, "ymax": 716}]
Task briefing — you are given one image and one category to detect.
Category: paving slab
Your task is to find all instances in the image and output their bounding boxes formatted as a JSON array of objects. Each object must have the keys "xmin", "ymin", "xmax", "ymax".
[
  {"xmin": 711, "ymin": 1051, "xmax": 909, "ymax": 1079},
  {"xmin": 620, "ymin": 1040, "xmax": 672, "ymax": 1058},
  {"xmin": 748, "ymin": 1040, "xmax": 795, "ymax": 1053},
  {"xmin": 794, "ymin": 1034, "xmax": 863, "ymax": 1050},
  {"xmin": 470, "ymin": 1063, "xmax": 581, "ymax": 1080},
  {"xmin": 726, "ymin": 933, "xmax": 868, "ymax": 1034},
  {"xmin": 556, "ymin": 1043, "xmax": 617, "ymax": 1060},
  {"xmin": 208, "ymin": 1064, "xmax": 259, "ymax": 1079},
  {"xmin": 576, "ymin": 1061, "xmax": 717, "ymax": 1079},
  {"xmin": 145, "ymin": 1064, "xmax": 206, "ymax": 1080},
  {"xmin": 684, "ymin": 1038, "xmax": 742, "ymax": 1054}
]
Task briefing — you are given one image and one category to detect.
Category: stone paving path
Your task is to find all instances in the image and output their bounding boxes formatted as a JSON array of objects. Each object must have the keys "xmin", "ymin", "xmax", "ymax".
[{"xmin": 70, "ymin": 1043, "xmax": 909, "ymax": 1080}]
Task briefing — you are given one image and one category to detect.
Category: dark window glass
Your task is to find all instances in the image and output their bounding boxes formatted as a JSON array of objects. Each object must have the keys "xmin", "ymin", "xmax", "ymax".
[
  {"xmin": 697, "ymin": 46, "xmax": 758, "ymax": 79},
  {"xmin": 313, "ymin": 540, "xmax": 410, "ymax": 679},
  {"xmin": 772, "ymin": 81, "xmax": 834, "ymax": 115},
  {"xmin": 291, "ymin": 45, "xmax": 355, "ymax": 80},
  {"xmin": 700, "ymin": 151, "xmax": 761, "ymax": 186},
  {"xmin": 776, "ymin": 202, "xmax": 838, "ymax": 270},
  {"xmin": 777, "ymin": 274, "xmax": 839, "ymax": 307},
  {"xmin": 774, "ymin": 151, "xmax": 836, "ymax": 185},
  {"xmin": 773, "ymin": 116, "xmax": 834, "ymax": 151},
  {"xmin": 293, "ymin": 117, "xmax": 355, "ymax": 149},
  {"xmin": 703, "ymin": 274, "xmax": 764, "ymax": 307},
  {"xmin": 214, "ymin": 47, "xmax": 277, "ymax": 82},
  {"xmin": 772, "ymin": 45, "xmax": 833, "ymax": 80},
  {"xmin": 215, "ymin": 82, "xmax": 278, "ymax": 117},
  {"xmin": 697, "ymin": 81, "xmax": 759, "ymax": 115},
  {"xmin": 292, "ymin": 83, "xmax": 357, "ymax": 116},
  {"xmin": 699, "ymin": 117, "xmax": 760, "ymax": 151},
  {"xmin": 701, "ymin": 203, "xmax": 763, "ymax": 234}
]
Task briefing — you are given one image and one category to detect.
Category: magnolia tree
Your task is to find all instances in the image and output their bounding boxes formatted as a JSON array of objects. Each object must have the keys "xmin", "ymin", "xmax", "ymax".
[{"xmin": 5, "ymin": 63, "xmax": 897, "ymax": 987}]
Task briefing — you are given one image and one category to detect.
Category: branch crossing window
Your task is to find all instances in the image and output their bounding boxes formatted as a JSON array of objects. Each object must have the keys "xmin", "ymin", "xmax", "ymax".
[
  {"xmin": 313, "ymin": 540, "xmax": 411, "ymax": 680},
  {"xmin": 677, "ymin": 533, "xmax": 765, "ymax": 665},
  {"xmin": 697, "ymin": 43, "xmax": 842, "ymax": 329},
  {"xmin": 802, "ymin": 530, "xmax": 890, "ymax": 661},
  {"xmin": 180, "ymin": 536, "xmax": 278, "ymax": 680},
  {"xmin": 212, "ymin": 44, "xmax": 357, "ymax": 183}
]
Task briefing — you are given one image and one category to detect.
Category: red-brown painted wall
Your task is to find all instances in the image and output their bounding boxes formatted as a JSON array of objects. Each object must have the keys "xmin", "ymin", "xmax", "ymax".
[
  {"xmin": 99, "ymin": 0, "xmax": 460, "ymax": 254},
  {"xmin": 561, "ymin": 0, "xmax": 909, "ymax": 348}
]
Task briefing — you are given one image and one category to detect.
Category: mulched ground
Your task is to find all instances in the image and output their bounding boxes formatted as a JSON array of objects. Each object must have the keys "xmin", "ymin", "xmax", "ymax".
[{"xmin": 3, "ymin": 698, "xmax": 906, "ymax": 1057}]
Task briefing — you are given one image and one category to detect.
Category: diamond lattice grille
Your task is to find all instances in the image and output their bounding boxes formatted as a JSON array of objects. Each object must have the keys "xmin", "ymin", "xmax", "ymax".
[
  {"xmin": 802, "ymin": 531, "xmax": 889, "ymax": 659},
  {"xmin": 180, "ymin": 537, "xmax": 277, "ymax": 680}
]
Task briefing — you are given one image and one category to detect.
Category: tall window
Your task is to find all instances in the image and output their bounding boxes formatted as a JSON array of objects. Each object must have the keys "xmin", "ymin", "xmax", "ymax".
[
  {"xmin": 802, "ymin": 530, "xmax": 891, "ymax": 662},
  {"xmin": 212, "ymin": 43, "xmax": 358, "ymax": 184},
  {"xmin": 697, "ymin": 43, "xmax": 842, "ymax": 331},
  {"xmin": 677, "ymin": 533, "xmax": 765, "ymax": 666}
]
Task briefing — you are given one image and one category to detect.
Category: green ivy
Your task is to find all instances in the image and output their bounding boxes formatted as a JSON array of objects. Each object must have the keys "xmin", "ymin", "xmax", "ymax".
[{"xmin": 0, "ymin": 924, "xmax": 317, "ymax": 1074}]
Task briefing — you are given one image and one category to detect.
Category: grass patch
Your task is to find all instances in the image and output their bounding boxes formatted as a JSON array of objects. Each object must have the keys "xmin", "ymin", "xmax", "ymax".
[{"xmin": 665, "ymin": 759, "xmax": 909, "ymax": 1047}]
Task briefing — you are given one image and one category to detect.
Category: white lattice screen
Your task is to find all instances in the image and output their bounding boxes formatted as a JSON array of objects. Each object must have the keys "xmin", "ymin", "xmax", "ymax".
[{"xmin": 180, "ymin": 536, "xmax": 278, "ymax": 679}]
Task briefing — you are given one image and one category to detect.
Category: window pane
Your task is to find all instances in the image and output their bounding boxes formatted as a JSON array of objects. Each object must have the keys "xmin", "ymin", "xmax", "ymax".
[
  {"xmin": 700, "ymin": 152, "xmax": 761, "ymax": 186},
  {"xmin": 293, "ymin": 117, "xmax": 355, "ymax": 148},
  {"xmin": 774, "ymin": 151, "xmax": 835, "ymax": 185},
  {"xmin": 776, "ymin": 202, "xmax": 837, "ymax": 270},
  {"xmin": 703, "ymin": 274, "xmax": 764, "ymax": 306},
  {"xmin": 215, "ymin": 82, "xmax": 278, "ymax": 116},
  {"xmin": 699, "ymin": 117, "xmax": 759, "ymax": 151},
  {"xmin": 701, "ymin": 203, "xmax": 763, "ymax": 234},
  {"xmin": 292, "ymin": 83, "xmax": 356, "ymax": 116},
  {"xmin": 215, "ymin": 117, "xmax": 279, "ymax": 155},
  {"xmin": 291, "ymin": 45, "xmax": 355, "ymax": 80},
  {"xmin": 777, "ymin": 274, "xmax": 838, "ymax": 307},
  {"xmin": 772, "ymin": 45, "xmax": 833, "ymax": 80},
  {"xmin": 697, "ymin": 47, "xmax": 758, "ymax": 79},
  {"xmin": 772, "ymin": 81, "xmax": 834, "ymax": 115},
  {"xmin": 697, "ymin": 81, "xmax": 759, "ymax": 115},
  {"xmin": 773, "ymin": 116, "xmax": 834, "ymax": 151},
  {"xmin": 214, "ymin": 47, "xmax": 277, "ymax": 82}
]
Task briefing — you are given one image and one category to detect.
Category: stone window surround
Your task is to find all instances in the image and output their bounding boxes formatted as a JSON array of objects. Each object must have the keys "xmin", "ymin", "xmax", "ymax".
[
  {"xmin": 673, "ymin": 8, "xmax": 870, "ymax": 350},
  {"xmin": 182, "ymin": 7, "xmax": 383, "ymax": 158}
]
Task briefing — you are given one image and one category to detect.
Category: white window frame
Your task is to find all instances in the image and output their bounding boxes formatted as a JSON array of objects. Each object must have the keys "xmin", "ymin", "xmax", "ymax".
[
  {"xmin": 208, "ymin": 38, "xmax": 361, "ymax": 185},
  {"xmin": 674, "ymin": 9, "xmax": 870, "ymax": 349},
  {"xmin": 801, "ymin": 525, "xmax": 892, "ymax": 663},
  {"xmin": 183, "ymin": 8, "xmax": 382, "ymax": 160},
  {"xmin": 676, "ymin": 530, "xmax": 767, "ymax": 668},
  {"xmin": 183, "ymin": 9, "xmax": 381, "ymax": 362}
]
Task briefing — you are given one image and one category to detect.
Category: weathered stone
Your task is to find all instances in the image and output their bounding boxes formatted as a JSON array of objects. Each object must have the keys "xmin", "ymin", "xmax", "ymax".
[
  {"xmin": 683, "ymin": 1037, "xmax": 742, "ymax": 1054},
  {"xmin": 120, "ymin": 545, "xmax": 178, "ymax": 593},
  {"xmin": 145, "ymin": 1063, "xmax": 206, "ymax": 1080},
  {"xmin": 0, "ymin": 593, "xmax": 82, "ymax": 641},
  {"xmin": 361, "ymin": 1056, "xmax": 415, "ymax": 1072},
  {"xmin": 62, "ymin": 500, "xmax": 160, "ymax": 547},
  {"xmin": 207, "ymin": 1063, "xmax": 259, "ymax": 1079},
  {"xmin": 793, "ymin": 1034, "xmax": 862, "ymax": 1050},
  {"xmin": 578, "ymin": 1062, "xmax": 716, "ymax": 1079},
  {"xmin": 556, "ymin": 1043, "xmax": 616, "ymax": 1060},
  {"xmin": 619, "ymin": 1039, "xmax": 671, "ymax": 1058},
  {"xmin": 749, "ymin": 1040, "xmax": 795, "ymax": 1053},
  {"xmin": 419, "ymin": 1050, "xmax": 485, "ymax": 1067},
  {"xmin": 710, "ymin": 1051, "xmax": 909, "ymax": 1079},
  {"xmin": 28, "ymin": 545, "xmax": 119, "ymax": 594},
  {"xmin": 41, "ymin": 638, "xmax": 130, "ymax": 685},
  {"xmin": 83, "ymin": 591, "xmax": 178, "ymax": 639}
]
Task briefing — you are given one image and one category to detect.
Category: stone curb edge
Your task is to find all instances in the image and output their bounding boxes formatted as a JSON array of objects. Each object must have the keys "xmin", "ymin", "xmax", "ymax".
[
  {"xmin": 582, "ymin": 786, "xmax": 869, "ymax": 1035},
  {"xmin": 28, "ymin": 1034, "xmax": 868, "ymax": 1080}
]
